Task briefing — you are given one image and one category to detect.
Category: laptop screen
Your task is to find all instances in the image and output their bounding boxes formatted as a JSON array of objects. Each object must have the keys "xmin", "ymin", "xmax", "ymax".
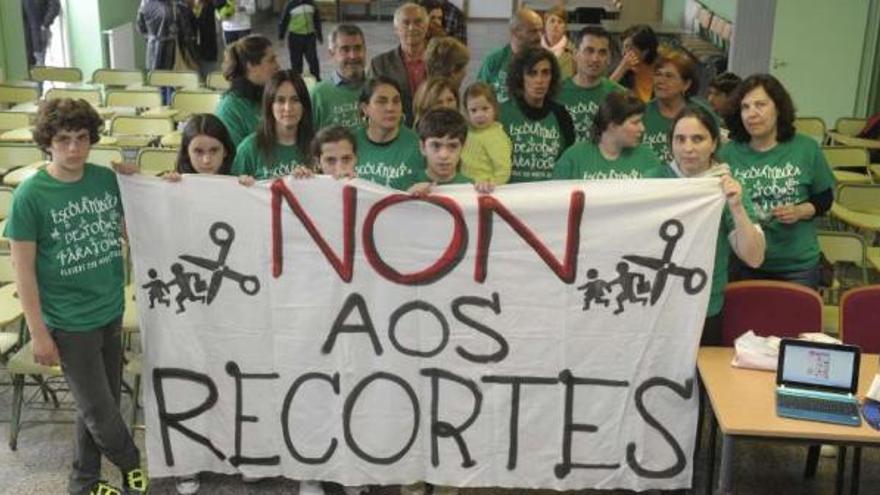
[{"xmin": 778, "ymin": 340, "xmax": 860, "ymax": 394}]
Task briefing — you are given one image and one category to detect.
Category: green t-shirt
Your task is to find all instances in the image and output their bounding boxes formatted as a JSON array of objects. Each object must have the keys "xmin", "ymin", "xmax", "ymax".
[
  {"xmin": 3, "ymin": 164, "xmax": 124, "ymax": 331},
  {"xmin": 719, "ymin": 134, "xmax": 835, "ymax": 273},
  {"xmin": 556, "ymin": 77, "xmax": 625, "ymax": 142},
  {"xmin": 310, "ymin": 80, "xmax": 364, "ymax": 130},
  {"xmin": 553, "ymin": 141, "xmax": 662, "ymax": 180},
  {"xmin": 409, "ymin": 168, "xmax": 471, "ymax": 187},
  {"xmin": 477, "ymin": 44, "xmax": 513, "ymax": 103},
  {"xmin": 641, "ymin": 98, "xmax": 718, "ymax": 163},
  {"xmin": 216, "ymin": 91, "xmax": 261, "ymax": 146},
  {"xmin": 500, "ymin": 100, "xmax": 570, "ymax": 182},
  {"xmin": 232, "ymin": 133, "xmax": 308, "ymax": 179},
  {"xmin": 354, "ymin": 126, "xmax": 425, "ymax": 190},
  {"xmin": 651, "ymin": 164, "xmax": 758, "ymax": 316}
]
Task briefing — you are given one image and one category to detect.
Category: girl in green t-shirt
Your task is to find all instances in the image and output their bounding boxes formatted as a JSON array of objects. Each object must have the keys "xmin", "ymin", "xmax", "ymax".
[
  {"xmin": 215, "ymin": 34, "xmax": 280, "ymax": 146},
  {"xmin": 720, "ymin": 74, "xmax": 835, "ymax": 289},
  {"xmin": 232, "ymin": 70, "xmax": 315, "ymax": 180},
  {"xmin": 553, "ymin": 91, "xmax": 661, "ymax": 180},
  {"xmin": 660, "ymin": 105, "xmax": 765, "ymax": 345}
]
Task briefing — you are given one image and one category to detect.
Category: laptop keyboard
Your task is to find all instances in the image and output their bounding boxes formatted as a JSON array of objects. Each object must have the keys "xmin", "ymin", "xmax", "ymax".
[{"xmin": 778, "ymin": 394, "xmax": 859, "ymax": 417}]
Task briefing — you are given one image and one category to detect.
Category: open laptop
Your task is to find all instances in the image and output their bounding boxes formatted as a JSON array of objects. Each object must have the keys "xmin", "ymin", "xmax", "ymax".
[{"xmin": 775, "ymin": 339, "xmax": 862, "ymax": 427}]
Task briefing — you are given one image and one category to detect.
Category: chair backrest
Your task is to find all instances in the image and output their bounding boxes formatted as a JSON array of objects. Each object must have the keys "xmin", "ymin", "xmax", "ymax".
[
  {"xmin": 91, "ymin": 68, "xmax": 145, "ymax": 88},
  {"xmin": 87, "ymin": 146, "xmax": 124, "ymax": 168},
  {"xmin": 110, "ymin": 116, "xmax": 175, "ymax": 136},
  {"xmin": 823, "ymin": 146, "xmax": 869, "ymax": 169},
  {"xmin": 836, "ymin": 184, "xmax": 880, "ymax": 214},
  {"xmin": 720, "ymin": 280, "xmax": 823, "ymax": 346},
  {"xmin": 171, "ymin": 90, "xmax": 222, "ymax": 114},
  {"xmin": 205, "ymin": 71, "xmax": 230, "ymax": 91},
  {"xmin": 817, "ymin": 230, "xmax": 868, "ymax": 284},
  {"xmin": 794, "ymin": 117, "xmax": 826, "ymax": 143},
  {"xmin": 0, "ymin": 144, "xmax": 44, "ymax": 168},
  {"xmin": 45, "ymin": 87, "xmax": 102, "ymax": 107},
  {"xmin": 0, "ymin": 112, "xmax": 30, "ymax": 132},
  {"xmin": 839, "ymin": 285, "xmax": 880, "ymax": 353},
  {"xmin": 0, "ymin": 186, "xmax": 14, "ymax": 220},
  {"xmin": 834, "ymin": 117, "xmax": 867, "ymax": 137},
  {"xmin": 137, "ymin": 148, "xmax": 178, "ymax": 175},
  {"xmin": 30, "ymin": 66, "xmax": 83, "ymax": 83},
  {"xmin": 0, "ymin": 84, "xmax": 40, "ymax": 107},
  {"xmin": 0, "ymin": 253, "xmax": 16, "ymax": 283},
  {"xmin": 105, "ymin": 89, "xmax": 163, "ymax": 109},
  {"xmin": 148, "ymin": 70, "xmax": 200, "ymax": 89}
]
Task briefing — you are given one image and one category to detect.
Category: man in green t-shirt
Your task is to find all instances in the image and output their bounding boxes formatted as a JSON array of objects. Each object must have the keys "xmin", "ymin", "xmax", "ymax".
[
  {"xmin": 557, "ymin": 26, "xmax": 625, "ymax": 142},
  {"xmin": 4, "ymin": 99, "xmax": 147, "ymax": 495},
  {"xmin": 310, "ymin": 24, "xmax": 367, "ymax": 131},
  {"xmin": 476, "ymin": 7, "xmax": 542, "ymax": 103}
]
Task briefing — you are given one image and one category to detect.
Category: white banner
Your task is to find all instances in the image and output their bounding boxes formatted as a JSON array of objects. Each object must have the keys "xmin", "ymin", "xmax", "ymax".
[{"xmin": 119, "ymin": 175, "xmax": 724, "ymax": 491}]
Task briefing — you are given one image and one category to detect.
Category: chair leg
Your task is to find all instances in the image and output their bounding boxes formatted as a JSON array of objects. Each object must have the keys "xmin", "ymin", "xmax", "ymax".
[
  {"xmin": 9, "ymin": 373, "xmax": 24, "ymax": 451},
  {"xmin": 835, "ymin": 446, "xmax": 847, "ymax": 495},
  {"xmin": 851, "ymin": 447, "xmax": 861, "ymax": 495},
  {"xmin": 129, "ymin": 372, "xmax": 141, "ymax": 431},
  {"xmin": 804, "ymin": 444, "xmax": 821, "ymax": 478},
  {"xmin": 32, "ymin": 374, "xmax": 60, "ymax": 408}
]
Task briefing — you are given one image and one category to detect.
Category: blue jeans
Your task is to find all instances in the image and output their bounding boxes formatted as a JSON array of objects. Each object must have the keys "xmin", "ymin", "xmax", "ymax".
[{"xmin": 730, "ymin": 258, "xmax": 821, "ymax": 291}]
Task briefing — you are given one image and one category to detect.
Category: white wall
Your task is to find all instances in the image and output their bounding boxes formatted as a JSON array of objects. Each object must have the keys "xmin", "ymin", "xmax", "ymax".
[{"xmin": 469, "ymin": 0, "xmax": 513, "ymax": 19}]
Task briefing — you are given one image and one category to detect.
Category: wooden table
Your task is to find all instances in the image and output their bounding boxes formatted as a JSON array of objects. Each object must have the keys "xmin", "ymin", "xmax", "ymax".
[{"xmin": 698, "ymin": 347, "xmax": 880, "ymax": 495}]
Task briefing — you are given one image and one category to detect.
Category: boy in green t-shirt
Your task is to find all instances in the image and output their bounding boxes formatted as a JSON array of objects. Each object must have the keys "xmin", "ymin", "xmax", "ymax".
[
  {"xmin": 406, "ymin": 108, "xmax": 472, "ymax": 195},
  {"xmin": 4, "ymin": 99, "xmax": 148, "ymax": 495}
]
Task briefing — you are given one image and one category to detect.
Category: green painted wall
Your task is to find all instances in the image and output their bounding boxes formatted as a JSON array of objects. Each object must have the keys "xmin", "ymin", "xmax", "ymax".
[
  {"xmin": 662, "ymin": 0, "xmax": 687, "ymax": 26},
  {"xmin": 771, "ymin": 0, "xmax": 872, "ymax": 124},
  {"xmin": 698, "ymin": 0, "xmax": 736, "ymax": 21},
  {"xmin": 0, "ymin": 0, "xmax": 28, "ymax": 81},
  {"xmin": 65, "ymin": 0, "xmax": 103, "ymax": 80},
  {"xmin": 99, "ymin": 0, "xmax": 146, "ymax": 69}
]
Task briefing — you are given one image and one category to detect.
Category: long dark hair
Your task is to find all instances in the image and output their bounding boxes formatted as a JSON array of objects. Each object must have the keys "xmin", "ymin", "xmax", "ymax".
[
  {"xmin": 725, "ymin": 73, "xmax": 797, "ymax": 143},
  {"xmin": 176, "ymin": 113, "xmax": 236, "ymax": 175},
  {"xmin": 506, "ymin": 46, "xmax": 562, "ymax": 102},
  {"xmin": 256, "ymin": 70, "xmax": 314, "ymax": 162}
]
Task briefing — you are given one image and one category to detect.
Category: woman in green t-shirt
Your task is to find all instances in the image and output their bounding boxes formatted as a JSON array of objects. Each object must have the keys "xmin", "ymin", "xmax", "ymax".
[
  {"xmin": 216, "ymin": 34, "xmax": 280, "ymax": 146},
  {"xmin": 720, "ymin": 74, "xmax": 835, "ymax": 289},
  {"xmin": 657, "ymin": 105, "xmax": 765, "ymax": 345},
  {"xmin": 232, "ymin": 70, "xmax": 315, "ymax": 179},
  {"xmin": 500, "ymin": 46, "xmax": 575, "ymax": 182},
  {"xmin": 353, "ymin": 76, "xmax": 425, "ymax": 189},
  {"xmin": 553, "ymin": 91, "xmax": 661, "ymax": 180},
  {"xmin": 641, "ymin": 50, "xmax": 711, "ymax": 163}
]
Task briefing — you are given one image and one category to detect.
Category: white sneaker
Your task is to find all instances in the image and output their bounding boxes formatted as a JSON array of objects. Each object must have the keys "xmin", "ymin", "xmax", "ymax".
[
  {"xmin": 242, "ymin": 475, "xmax": 262, "ymax": 483},
  {"xmin": 820, "ymin": 444, "xmax": 838, "ymax": 458},
  {"xmin": 343, "ymin": 486, "xmax": 368, "ymax": 495},
  {"xmin": 299, "ymin": 480, "xmax": 326, "ymax": 495},
  {"xmin": 176, "ymin": 475, "xmax": 200, "ymax": 494}
]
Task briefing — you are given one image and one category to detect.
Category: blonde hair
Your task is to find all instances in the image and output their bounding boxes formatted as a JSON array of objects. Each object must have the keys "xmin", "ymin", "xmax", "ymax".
[{"xmin": 412, "ymin": 77, "xmax": 459, "ymax": 128}]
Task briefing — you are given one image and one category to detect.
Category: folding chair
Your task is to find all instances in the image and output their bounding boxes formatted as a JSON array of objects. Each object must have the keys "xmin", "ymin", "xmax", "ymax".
[
  {"xmin": 0, "ymin": 254, "xmax": 24, "ymax": 369},
  {"xmin": 105, "ymin": 89, "xmax": 163, "ymax": 110},
  {"xmin": 794, "ymin": 117, "xmax": 827, "ymax": 144},
  {"xmin": 822, "ymin": 147, "xmax": 872, "ymax": 184},
  {"xmin": 205, "ymin": 71, "xmax": 230, "ymax": 91},
  {"xmin": 30, "ymin": 66, "xmax": 83, "ymax": 84},
  {"xmin": 0, "ymin": 144, "xmax": 44, "ymax": 177},
  {"xmin": 147, "ymin": 70, "xmax": 200, "ymax": 90},
  {"xmin": 171, "ymin": 90, "xmax": 222, "ymax": 121},
  {"xmin": 91, "ymin": 68, "xmax": 145, "ymax": 88},
  {"xmin": 816, "ymin": 230, "xmax": 869, "ymax": 335},
  {"xmin": 0, "ymin": 186, "xmax": 15, "ymax": 251},
  {"xmin": 836, "ymin": 183, "xmax": 880, "ymax": 214},
  {"xmin": 110, "ymin": 116, "xmax": 175, "ymax": 148},
  {"xmin": 45, "ymin": 87, "xmax": 102, "ymax": 107},
  {"xmin": 137, "ymin": 148, "xmax": 178, "ymax": 175},
  {"xmin": 0, "ymin": 112, "xmax": 30, "ymax": 133},
  {"xmin": 720, "ymin": 280, "xmax": 823, "ymax": 345},
  {"xmin": 832, "ymin": 117, "xmax": 867, "ymax": 138},
  {"xmin": 0, "ymin": 84, "xmax": 40, "ymax": 109},
  {"xmin": 87, "ymin": 146, "xmax": 125, "ymax": 168}
]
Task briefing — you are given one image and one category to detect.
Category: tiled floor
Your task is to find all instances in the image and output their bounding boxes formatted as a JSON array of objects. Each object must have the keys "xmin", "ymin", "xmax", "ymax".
[{"xmin": 1, "ymin": 13, "xmax": 878, "ymax": 495}]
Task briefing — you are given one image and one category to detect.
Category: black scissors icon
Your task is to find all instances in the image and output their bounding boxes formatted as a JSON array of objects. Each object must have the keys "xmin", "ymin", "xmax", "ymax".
[
  {"xmin": 622, "ymin": 219, "xmax": 707, "ymax": 304},
  {"xmin": 179, "ymin": 222, "xmax": 260, "ymax": 304}
]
